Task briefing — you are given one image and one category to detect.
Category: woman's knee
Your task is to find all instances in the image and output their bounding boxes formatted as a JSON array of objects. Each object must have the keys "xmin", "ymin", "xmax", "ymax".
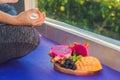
[
  {"xmin": 0, "ymin": 25, "xmax": 40, "ymax": 64},
  {"xmin": 0, "ymin": 25, "xmax": 40, "ymax": 44}
]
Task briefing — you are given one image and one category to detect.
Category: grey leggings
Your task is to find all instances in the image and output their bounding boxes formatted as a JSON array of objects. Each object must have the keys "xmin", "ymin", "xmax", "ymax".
[
  {"xmin": 0, "ymin": 25, "xmax": 40, "ymax": 64},
  {"xmin": 0, "ymin": 4, "xmax": 40, "ymax": 64}
]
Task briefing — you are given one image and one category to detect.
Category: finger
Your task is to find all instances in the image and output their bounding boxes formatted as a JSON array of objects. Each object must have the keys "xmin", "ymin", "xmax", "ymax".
[
  {"xmin": 31, "ymin": 17, "xmax": 42, "ymax": 24},
  {"xmin": 37, "ymin": 10, "xmax": 42, "ymax": 18},
  {"xmin": 32, "ymin": 16, "xmax": 45, "ymax": 26},
  {"xmin": 32, "ymin": 19, "xmax": 43, "ymax": 26},
  {"xmin": 29, "ymin": 11, "xmax": 42, "ymax": 20},
  {"xmin": 39, "ymin": 12, "xmax": 46, "ymax": 19},
  {"xmin": 42, "ymin": 12, "xmax": 46, "ymax": 18},
  {"xmin": 30, "ymin": 12, "xmax": 46, "ymax": 26},
  {"xmin": 34, "ymin": 15, "xmax": 45, "ymax": 25},
  {"xmin": 27, "ymin": 8, "xmax": 40, "ymax": 15},
  {"xmin": 31, "ymin": 12, "xmax": 45, "ymax": 23},
  {"xmin": 41, "ymin": 12, "xmax": 46, "ymax": 22},
  {"xmin": 35, "ymin": 21, "xmax": 44, "ymax": 26},
  {"xmin": 36, "ymin": 17, "xmax": 46, "ymax": 26}
]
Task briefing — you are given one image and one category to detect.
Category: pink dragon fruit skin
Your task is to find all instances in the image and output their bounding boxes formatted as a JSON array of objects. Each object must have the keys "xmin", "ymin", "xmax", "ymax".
[
  {"xmin": 49, "ymin": 45, "xmax": 72, "ymax": 59},
  {"xmin": 71, "ymin": 43, "xmax": 89, "ymax": 56}
]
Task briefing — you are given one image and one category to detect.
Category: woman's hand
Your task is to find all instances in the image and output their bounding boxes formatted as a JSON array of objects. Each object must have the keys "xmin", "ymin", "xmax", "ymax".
[{"xmin": 14, "ymin": 8, "xmax": 46, "ymax": 27}]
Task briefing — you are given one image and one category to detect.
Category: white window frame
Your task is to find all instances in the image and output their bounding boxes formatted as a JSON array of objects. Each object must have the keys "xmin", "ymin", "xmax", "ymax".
[{"xmin": 24, "ymin": 0, "xmax": 36, "ymax": 11}]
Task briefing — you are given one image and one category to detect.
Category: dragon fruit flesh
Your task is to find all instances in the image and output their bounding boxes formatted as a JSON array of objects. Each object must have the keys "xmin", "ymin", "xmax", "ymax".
[
  {"xmin": 49, "ymin": 42, "xmax": 89, "ymax": 63},
  {"xmin": 49, "ymin": 45, "xmax": 72, "ymax": 63}
]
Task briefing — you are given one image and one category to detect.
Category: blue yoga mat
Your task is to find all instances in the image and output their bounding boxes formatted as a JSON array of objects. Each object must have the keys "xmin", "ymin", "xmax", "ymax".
[{"xmin": 0, "ymin": 36, "xmax": 120, "ymax": 80}]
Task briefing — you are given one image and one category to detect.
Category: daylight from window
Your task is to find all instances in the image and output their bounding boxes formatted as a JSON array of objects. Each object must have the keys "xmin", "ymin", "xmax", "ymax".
[{"xmin": 37, "ymin": 0, "xmax": 120, "ymax": 41}]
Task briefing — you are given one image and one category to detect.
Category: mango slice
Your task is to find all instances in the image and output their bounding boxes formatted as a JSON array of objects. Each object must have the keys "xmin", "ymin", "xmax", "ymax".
[{"xmin": 75, "ymin": 56, "xmax": 102, "ymax": 72}]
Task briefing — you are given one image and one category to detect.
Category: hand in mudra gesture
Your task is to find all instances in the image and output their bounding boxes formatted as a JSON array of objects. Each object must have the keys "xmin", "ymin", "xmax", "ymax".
[{"xmin": 15, "ymin": 8, "xmax": 46, "ymax": 27}]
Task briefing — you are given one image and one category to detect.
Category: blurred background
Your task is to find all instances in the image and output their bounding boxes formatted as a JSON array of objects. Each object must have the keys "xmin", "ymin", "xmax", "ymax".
[{"xmin": 37, "ymin": 0, "xmax": 120, "ymax": 41}]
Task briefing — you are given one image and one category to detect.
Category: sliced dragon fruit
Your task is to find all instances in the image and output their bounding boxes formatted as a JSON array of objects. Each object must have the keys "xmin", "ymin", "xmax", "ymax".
[
  {"xmin": 49, "ymin": 45, "xmax": 72, "ymax": 63},
  {"xmin": 71, "ymin": 42, "xmax": 89, "ymax": 56}
]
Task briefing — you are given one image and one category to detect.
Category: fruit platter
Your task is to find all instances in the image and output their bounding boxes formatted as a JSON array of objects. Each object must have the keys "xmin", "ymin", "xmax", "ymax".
[{"xmin": 49, "ymin": 42, "xmax": 102, "ymax": 76}]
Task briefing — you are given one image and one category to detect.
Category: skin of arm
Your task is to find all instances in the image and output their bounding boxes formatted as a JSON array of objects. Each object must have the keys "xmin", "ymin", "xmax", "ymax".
[
  {"xmin": 0, "ymin": 8, "xmax": 46, "ymax": 26},
  {"xmin": 0, "ymin": 11, "xmax": 17, "ymax": 25},
  {"xmin": 0, "ymin": 0, "xmax": 18, "ymax": 4}
]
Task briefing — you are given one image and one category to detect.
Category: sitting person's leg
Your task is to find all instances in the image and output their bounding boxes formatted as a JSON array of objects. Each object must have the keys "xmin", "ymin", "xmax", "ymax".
[
  {"xmin": 0, "ymin": 3, "xmax": 43, "ymax": 64},
  {"xmin": 0, "ymin": 25, "xmax": 40, "ymax": 64}
]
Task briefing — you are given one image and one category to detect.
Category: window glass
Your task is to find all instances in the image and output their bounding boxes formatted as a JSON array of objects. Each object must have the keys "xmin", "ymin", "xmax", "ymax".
[{"xmin": 38, "ymin": 0, "xmax": 120, "ymax": 41}]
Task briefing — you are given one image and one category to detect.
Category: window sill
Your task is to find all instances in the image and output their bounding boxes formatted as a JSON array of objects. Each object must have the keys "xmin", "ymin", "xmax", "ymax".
[{"xmin": 36, "ymin": 18, "xmax": 120, "ymax": 72}]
